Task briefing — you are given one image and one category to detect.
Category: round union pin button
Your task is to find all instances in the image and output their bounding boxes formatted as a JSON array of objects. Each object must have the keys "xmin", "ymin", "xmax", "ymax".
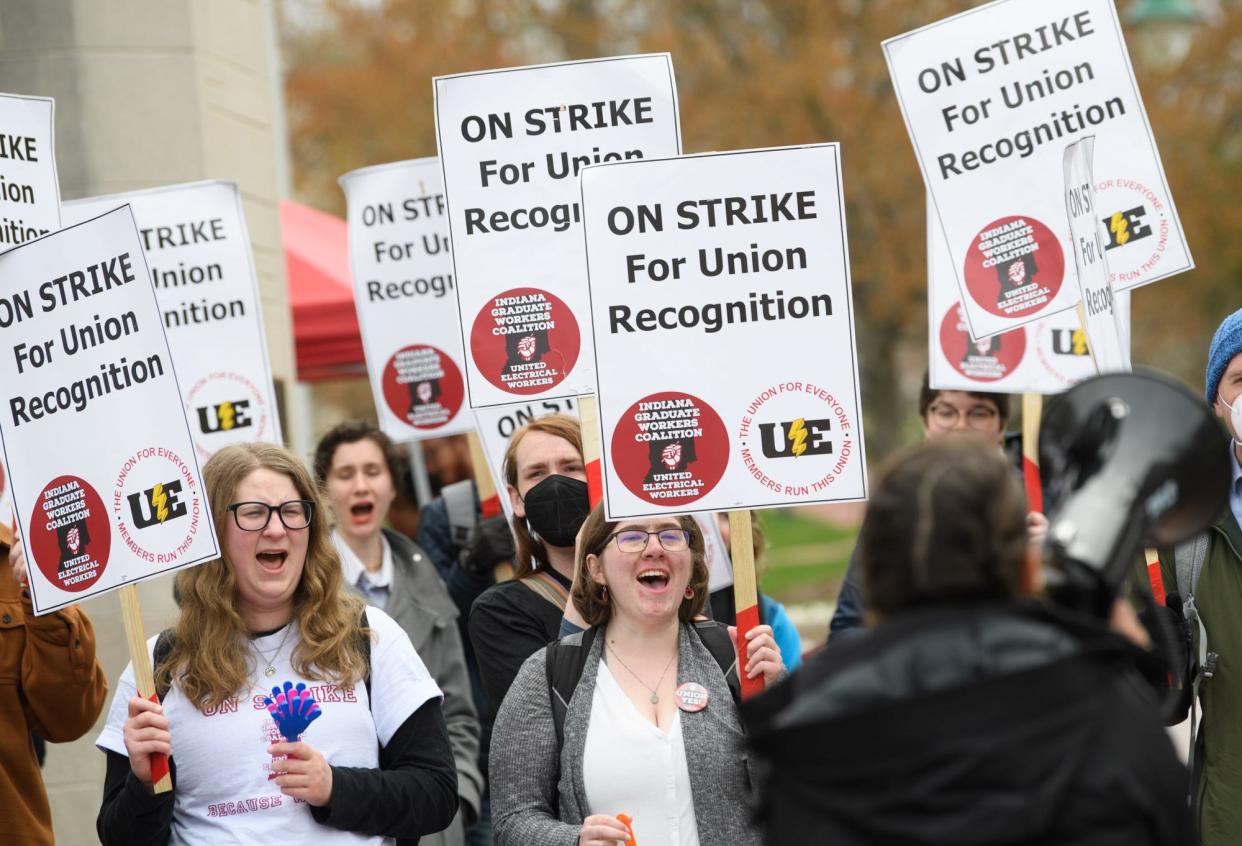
[{"xmin": 675, "ymin": 682, "xmax": 709, "ymax": 713}]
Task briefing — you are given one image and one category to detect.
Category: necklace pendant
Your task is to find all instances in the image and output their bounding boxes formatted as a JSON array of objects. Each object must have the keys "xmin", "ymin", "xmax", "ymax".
[
  {"xmin": 265, "ymin": 665, "xmax": 276, "ymax": 678},
  {"xmin": 649, "ymin": 691, "xmax": 659, "ymax": 705}
]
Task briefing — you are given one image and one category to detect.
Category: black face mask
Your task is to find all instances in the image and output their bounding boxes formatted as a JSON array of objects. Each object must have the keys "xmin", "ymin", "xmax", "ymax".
[{"xmin": 521, "ymin": 474, "xmax": 589, "ymax": 549}]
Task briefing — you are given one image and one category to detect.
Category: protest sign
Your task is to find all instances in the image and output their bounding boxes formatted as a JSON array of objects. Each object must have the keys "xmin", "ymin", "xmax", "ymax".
[
  {"xmin": 929, "ymin": 208, "xmax": 1131, "ymax": 394},
  {"xmin": 339, "ymin": 159, "xmax": 473, "ymax": 440},
  {"xmin": 884, "ymin": 0, "xmax": 1190, "ymax": 339},
  {"xmin": 582, "ymin": 144, "xmax": 867, "ymax": 518},
  {"xmin": 0, "ymin": 94, "xmax": 60, "ymax": 253},
  {"xmin": 0, "ymin": 94, "xmax": 61, "ymax": 523},
  {"xmin": 473, "ymin": 397, "xmax": 578, "ymax": 520},
  {"xmin": 63, "ymin": 182, "xmax": 281, "ymax": 461},
  {"xmin": 0, "ymin": 207, "xmax": 219, "ymax": 614},
  {"xmin": 1064, "ymin": 136, "xmax": 1129, "ymax": 373},
  {"xmin": 434, "ymin": 54, "xmax": 682, "ymax": 406}
]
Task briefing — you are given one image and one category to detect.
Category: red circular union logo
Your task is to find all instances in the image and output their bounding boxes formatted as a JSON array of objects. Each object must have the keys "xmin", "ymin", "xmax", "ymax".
[
  {"xmin": 938, "ymin": 303, "xmax": 1026, "ymax": 383},
  {"xmin": 380, "ymin": 344, "xmax": 465, "ymax": 431},
  {"xmin": 611, "ymin": 391, "xmax": 729, "ymax": 507},
  {"xmin": 470, "ymin": 287, "xmax": 580, "ymax": 396},
  {"xmin": 28, "ymin": 475, "xmax": 110, "ymax": 592},
  {"xmin": 963, "ymin": 215, "xmax": 1064, "ymax": 318}
]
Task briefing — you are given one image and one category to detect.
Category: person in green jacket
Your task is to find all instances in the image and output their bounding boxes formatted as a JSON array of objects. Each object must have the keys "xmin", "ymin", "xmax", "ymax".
[{"xmin": 1159, "ymin": 306, "xmax": 1242, "ymax": 846}]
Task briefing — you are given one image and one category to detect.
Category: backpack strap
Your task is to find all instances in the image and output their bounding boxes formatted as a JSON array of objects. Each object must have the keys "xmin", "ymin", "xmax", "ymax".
[
  {"xmin": 520, "ymin": 570, "xmax": 569, "ymax": 611},
  {"xmin": 357, "ymin": 607, "xmax": 373, "ymax": 705},
  {"xmin": 1175, "ymin": 531, "xmax": 1213, "ymax": 792},
  {"xmin": 692, "ymin": 620, "xmax": 742, "ymax": 709},
  {"xmin": 153, "ymin": 628, "xmax": 176, "ymax": 701},
  {"xmin": 442, "ymin": 480, "xmax": 478, "ymax": 549},
  {"xmin": 545, "ymin": 628, "xmax": 596, "ymax": 750}
]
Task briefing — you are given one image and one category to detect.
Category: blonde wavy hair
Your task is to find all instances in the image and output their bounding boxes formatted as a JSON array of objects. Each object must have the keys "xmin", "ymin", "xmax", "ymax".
[{"xmin": 158, "ymin": 442, "xmax": 368, "ymax": 711}]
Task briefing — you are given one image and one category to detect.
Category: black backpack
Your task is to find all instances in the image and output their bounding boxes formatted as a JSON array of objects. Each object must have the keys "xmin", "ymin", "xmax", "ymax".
[{"xmin": 544, "ymin": 620, "xmax": 742, "ymax": 748}]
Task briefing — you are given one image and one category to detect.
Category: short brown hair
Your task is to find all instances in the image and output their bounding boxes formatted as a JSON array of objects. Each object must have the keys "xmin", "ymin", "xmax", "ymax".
[
  {"xmin": 917, "ymin": 370, "xmax": 1010, "ymax": 424},
  {"xmin": 312, "ymin": 419, "xmax": 408, "ymax": 494},
  {"xmin": 572, "ymin": 504, "xmax": 709, "ymax": 626},
  {"xmin": 860, "ymin": 437, "xmax": 1028, "ymax": 620},
  {"xmin": 502, "ymin": 414, "xmax": 583, "ymax": 579}
]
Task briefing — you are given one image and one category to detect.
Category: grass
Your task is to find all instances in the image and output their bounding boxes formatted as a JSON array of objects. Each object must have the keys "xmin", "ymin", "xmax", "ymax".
[{"xmin": 755, "ymin": 508, "xmax": 858, "ymax": 604}]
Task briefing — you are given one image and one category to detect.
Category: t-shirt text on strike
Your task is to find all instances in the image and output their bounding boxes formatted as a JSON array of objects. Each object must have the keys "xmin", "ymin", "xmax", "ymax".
[{"xmin": 2, "ymin": 251, "xmax": 167, "ymax": 426}]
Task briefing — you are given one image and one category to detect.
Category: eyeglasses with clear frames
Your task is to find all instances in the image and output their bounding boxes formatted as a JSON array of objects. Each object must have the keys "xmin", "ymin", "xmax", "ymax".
[
  {"xmin": 606, "ymin": 528, "xmax": 691, "ymax": 553},
  {"xmin": 227, "ymin": 500, "xmax": 315, "ymax": 532},
  {"xmin": 928, "ymin": 402, "xmax": 999, "ymax": 430}
]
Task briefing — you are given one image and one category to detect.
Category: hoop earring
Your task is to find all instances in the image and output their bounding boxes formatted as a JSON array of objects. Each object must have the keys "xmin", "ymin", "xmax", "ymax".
[{"xmin": 684, "ymin": 586, "xmax": 694, "ymax": 600}]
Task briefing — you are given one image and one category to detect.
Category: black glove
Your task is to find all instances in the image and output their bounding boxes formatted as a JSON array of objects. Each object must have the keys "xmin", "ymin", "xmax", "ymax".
[{"xmin": 459, "ymin": 514, "xmax": 516, "ymax": 577}]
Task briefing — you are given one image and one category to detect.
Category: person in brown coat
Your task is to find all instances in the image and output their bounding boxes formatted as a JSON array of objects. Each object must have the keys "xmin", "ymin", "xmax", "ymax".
[{"xmin": 0, "ymin": 522, "xmax": 108, "ymax": 845}]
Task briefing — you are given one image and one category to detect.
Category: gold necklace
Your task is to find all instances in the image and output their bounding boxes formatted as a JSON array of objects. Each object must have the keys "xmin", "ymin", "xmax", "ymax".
[
  {"xmin": 252, "ymin": 623, "xmax": 294, "ymax": 678},
  {"xmin": 607, "ymin": 641, "xmax": 676, "ymax": 705}
]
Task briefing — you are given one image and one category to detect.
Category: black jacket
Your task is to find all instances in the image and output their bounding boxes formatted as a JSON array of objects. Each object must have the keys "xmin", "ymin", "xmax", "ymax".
[{"xmin": 744, "ymin": 601, "xmax": 1194, "ymax": 846}]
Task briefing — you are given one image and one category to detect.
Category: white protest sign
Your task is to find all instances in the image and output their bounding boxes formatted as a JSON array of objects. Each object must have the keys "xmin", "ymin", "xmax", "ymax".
[
  {"xmin": 884, "ymin": 0, "xmax": 1190, "ymax": 339},
  {"xmin": 0, "ymin": 207, "xmax": 219, "ymax": 613},
  {"xmin": 694, "ymin": 512, "xmax": 733, "ymax": 593},
  {"xmin": 434, "ymin": 55, "xmax": 682, "ymax": 407},
  {"xmin": 582, "ymin": 145, "xmax": 868, "ymax": 518},
  {"xmin": 0, "ymin": 94, "xmax": 62, "ymax": 524},
  {"xmin": 0, "ymin": 94, "xmax": 60, "ymax": 252},
  {"xmin": 63, "ymin": 182, "xmax": 281, "ymax": 461},
  {"xmin": 339, "ymin": 159, "xmax": 472, "ymax": 441},
  {"xmin": 472, "ymin": 397, "xmax": 578, "ymax": 520},
  {"xmin": 1064, "ymin": 136, "xmax": 1129, "ymax": 373},
  {"xmin": 929, "ymin": 209, "xmax": 1131, "ymax": 393}
]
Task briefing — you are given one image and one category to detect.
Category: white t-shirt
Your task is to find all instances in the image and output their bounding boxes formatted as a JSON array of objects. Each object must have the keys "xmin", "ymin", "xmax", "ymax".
[
  {"xmin": 582, "ymin": 661, "xmax": 700, "ymax": 846},
  {"xmin": 97, "ymin": 606, "xmax": 441, "ymax": 845}
]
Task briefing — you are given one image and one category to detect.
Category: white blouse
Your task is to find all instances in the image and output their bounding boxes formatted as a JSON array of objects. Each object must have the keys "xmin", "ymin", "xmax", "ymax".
[{"xmin": 582, "ymin": 660, "xmax": 700, "ymax": 846}]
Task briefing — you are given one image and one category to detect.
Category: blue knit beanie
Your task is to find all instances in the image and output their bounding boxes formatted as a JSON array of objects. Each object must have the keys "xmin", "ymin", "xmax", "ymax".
[{"xmin": 1206, "ymin": 307, "xmax": 1242, "ymax": 405}]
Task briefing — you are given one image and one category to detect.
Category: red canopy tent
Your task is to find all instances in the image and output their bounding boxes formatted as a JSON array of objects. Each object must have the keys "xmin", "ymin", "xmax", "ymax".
[{"xmin": 280, "ymin": 199, "xmax": 366, "ymax": 382}]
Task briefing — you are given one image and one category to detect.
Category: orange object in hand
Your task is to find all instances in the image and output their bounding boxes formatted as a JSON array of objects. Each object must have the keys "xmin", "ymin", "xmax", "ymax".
[{"xmin": 616, "ymin": 813, "xmax": 637, "ymax": 845}]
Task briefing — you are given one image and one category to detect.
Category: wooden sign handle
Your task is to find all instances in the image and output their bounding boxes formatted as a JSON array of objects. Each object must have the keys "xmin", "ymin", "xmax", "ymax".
[
  {"xmin": 1021, "ymin": 393, "xmax": 1043, "ymax": 514},
  {"xmin": 728, "ymin": 511, "xmax": 763, "ymax": 700},
  {"xmin": 466, "ymin": 430, "xmax": 502, "ymax": 519},
  {"xmin": 119, "ymin": 584, "xmax": 172, "ymax": 794},
  {"xmin": 577, "ymin": 395, "xmax": 604, "ymax": 509}
]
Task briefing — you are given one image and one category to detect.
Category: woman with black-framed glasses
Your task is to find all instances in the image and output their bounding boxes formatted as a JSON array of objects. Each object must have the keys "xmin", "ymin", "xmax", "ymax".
[
  {"xmin": 96, "ymin": 442, "xmax": 459, "ymax": 845},
  {"xmin": 489, "ymin": 504, "xmax": 784, "ymax": 846}
]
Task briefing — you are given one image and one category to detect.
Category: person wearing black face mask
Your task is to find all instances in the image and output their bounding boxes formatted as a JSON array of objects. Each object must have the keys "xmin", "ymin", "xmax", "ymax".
[{"xmin": 469, "ymin": 414, "xmax": 591, "ymax": 708}]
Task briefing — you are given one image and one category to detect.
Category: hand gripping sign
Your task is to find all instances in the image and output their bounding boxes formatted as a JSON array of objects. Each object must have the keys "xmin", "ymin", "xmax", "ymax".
[
  {"xmin": 582, "ymin": 144, "xmax": 868, "ymax": 518},
  {"xmin": 0, "ymin": 206, "xmax": 219, "ymax": 614},
  {"xmin": 884, "ymin": 0, "xmax": 1190, "ymax": 339},
  {"xmin": 63, "ymin": 182, "xmax": 282, "ymax": 461},
  {"xmin": 340, "ymin": 159, "xmax": 472, "ymax": 441},
  {"xmin": 434, "ymin": 54, "xmax": 682, "ymax": 407}
]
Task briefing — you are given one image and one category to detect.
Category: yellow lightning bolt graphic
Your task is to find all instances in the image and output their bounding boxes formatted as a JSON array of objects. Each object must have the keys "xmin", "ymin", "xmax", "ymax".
[
  {"xmin": 1071, "ymin": 329, "xmax": 1089, "ymax": 356},
  {"xmin": 1109, "ymin": 212, "xmax": 1130, "ymax": 246},
  {"xmin": 218, "ymin": 401, "xmax": 236, "ymax": 431},
  {"xmin": 151, "ymin": 483, "xmax": 170, "ymax": 523},
  {"xmin": 788, "ymin": 418, "xmax": 808, "ymax": 457}
]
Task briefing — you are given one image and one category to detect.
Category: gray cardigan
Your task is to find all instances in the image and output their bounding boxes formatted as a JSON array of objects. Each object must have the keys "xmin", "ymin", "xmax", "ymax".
[
  {"xmin": 489, "ymin": 622, "xmax": 761, "ymax": 845},
  {"xmin": 352, "ymin": 529, "xmax": 483, "ymax": 846}
]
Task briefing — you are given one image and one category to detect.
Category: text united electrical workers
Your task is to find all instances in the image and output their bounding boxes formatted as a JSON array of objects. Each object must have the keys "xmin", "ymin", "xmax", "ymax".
[
  {"xmin": 0, "ymin": 252, "xmax": 166, "ymax": 426},
  {"xmin": 605, "ymin": 190, "xmax": 830, "ymax": 335},
  {"xmin": 911, "ymin": 11, "xmax": 1127, "ymax": 181}
]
